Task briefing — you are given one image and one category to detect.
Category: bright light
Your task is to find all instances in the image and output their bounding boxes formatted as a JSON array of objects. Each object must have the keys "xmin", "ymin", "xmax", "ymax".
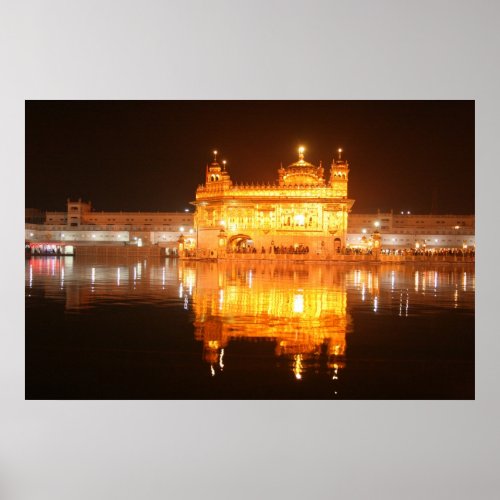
[
  {"xmin": 294, "ymin": 214, "xmax": 305, "ymax": 226},
  {"xmin": 455, "ymin": 225, "xmax": 460, "ymax": 230},
  {"xmin": 293, "ymin": 294, "xmax": 304, "ymax": 314},
  {"xmin": 415, "ymin": 242, "xmax": 420, "ymax": 249},
  {"xmin": 400, "ymin": 211, "xmax": 404, "ymax": 215},
  {"xmin": 338, "ymin": 148, "xmax": 342, "ymax": 153},
  {"xmin": 189, "ymin": 229, "xmax": 194, "ymax": 234},
  {"xmin": 374, "ymin": 221, "xmax": 380, "ymax": 228},
  {"xmin": 30, "ymin": 233, "xmax": 34, "ymax": 237},
  {"xmin": 294, "ymin": 354, "xmax": 303, "ymax": 380},
  {"xmin": 362, "ymin": 228, "xmax": 367, "ymax": 234},
  {"xmin": 298, "ymin": 146, "xmax": 305, "ymax": 154},
  {"xmin": 184, "ymin": 208, "xmax": 189, "ymax": 212},
  {"xmin": 435, "ymin": 239, "xmax": 438, "ymax": 243},
  {"xmin": 220, "ymin": 220, "xmax": 226, "ymax": 226},
  {"xmin": 213, "ymin": 150, "xmax": 218, "ymax": 155},
  {"xmin": 179, "ymin": 227, "xmax": 184, "ymax": 232},
  {"xmin": 407, "ymin": 211, "xmax": 411, "ymax": 215},
  {"xmin": 92, "ymin": 234, "xmax": 96, "ymax": 238}
]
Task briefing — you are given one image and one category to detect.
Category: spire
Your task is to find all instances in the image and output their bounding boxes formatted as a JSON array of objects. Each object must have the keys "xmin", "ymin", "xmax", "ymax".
[
  {"xmin": 298, "ymin": 146, "xmax": 305, "ymax": 161},
  {"xmin": 213, "ymin": 150, "xmax": 218, "ymax": 162},
  {"xmin": 222, "ymin": 160, "xmax": 227, "ymax": 171},
  {"xmin": 338, "ymin": 148, "xmax": 342, "ymax": 161}
]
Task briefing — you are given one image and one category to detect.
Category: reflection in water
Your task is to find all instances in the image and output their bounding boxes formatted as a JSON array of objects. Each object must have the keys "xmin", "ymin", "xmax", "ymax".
[
  {"xmin": 26, "ymin": 256, "xmax": 475, "ymax": 398},
  {"xmin": 180, "ymin": 262, "xmax": 351, "ymax": 381}
]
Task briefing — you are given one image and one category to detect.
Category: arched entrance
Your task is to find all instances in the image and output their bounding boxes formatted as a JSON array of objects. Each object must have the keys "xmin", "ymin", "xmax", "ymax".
[
  {"xmin": 334, "ymin": 237, "xmax": 342, "ymax": 254},
  {"xmin": 228, "ymin": 234, "xmax": 254, "ymax": 253}
]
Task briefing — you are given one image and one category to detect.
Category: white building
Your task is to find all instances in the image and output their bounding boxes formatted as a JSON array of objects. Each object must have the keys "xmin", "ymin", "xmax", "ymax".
[
  {"xmin": 347, "ymin": 212, "xmax": 475, "ymax": 250},
  {"xmin": 26, "ymin": 199, "xmax": 195, "ymax": 254}
]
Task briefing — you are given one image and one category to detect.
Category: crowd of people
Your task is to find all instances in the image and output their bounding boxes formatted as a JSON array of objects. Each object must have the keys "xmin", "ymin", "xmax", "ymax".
[
  {"xmin": 185, "ymin": 245, "xmax": 475, "ymax": 258},
  {"xmin": 227, "ymin": 244, "xmax": 311, "ymax": 255},
  {"xmin": 379, "ymin": 248, "xmax": 475, "ymax": 257},
  {"xmin": 268, "ymin": 244, "xmax": 310, "ymax": 255},
  {"xmin": 26, "ymin": 245, "xmax": 64, "ymax": 256}
]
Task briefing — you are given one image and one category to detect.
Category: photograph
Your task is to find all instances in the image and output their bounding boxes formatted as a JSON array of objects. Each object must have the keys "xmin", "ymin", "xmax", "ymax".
[
  {"xmin": 4, "ymin": 1, "xmax": 499, "ymax": 498},
  {"xmin": 25, "ymin": 100, "xmax": 475, "ymax": 400}
]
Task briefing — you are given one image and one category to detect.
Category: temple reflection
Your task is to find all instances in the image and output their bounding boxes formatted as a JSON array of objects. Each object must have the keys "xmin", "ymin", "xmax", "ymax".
[
  {"xmin": 179, "ymin": 262, "xmax": 352, "ymax": 379},
  {"xmin": 26, "ymin": 256, "xmax": 475, "ymax": 398},
  {"xmin": 26, "ymin": 256, "xmax": 474, "ymax": 387}
]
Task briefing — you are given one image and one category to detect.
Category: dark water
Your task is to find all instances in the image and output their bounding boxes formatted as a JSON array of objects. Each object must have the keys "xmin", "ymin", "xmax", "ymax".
[{"xmin": 25, "ymin": 256, "xmax": 474, "ymax": 399}]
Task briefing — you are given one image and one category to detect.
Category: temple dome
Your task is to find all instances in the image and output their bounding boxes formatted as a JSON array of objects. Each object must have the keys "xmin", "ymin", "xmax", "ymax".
[
  {"xmin": 279, "ymin": 147, "xmax": 324, "ymax": 186},
  {"xmin": 286, "ymin": 158, "xmax": 318, "ymax": 169}
]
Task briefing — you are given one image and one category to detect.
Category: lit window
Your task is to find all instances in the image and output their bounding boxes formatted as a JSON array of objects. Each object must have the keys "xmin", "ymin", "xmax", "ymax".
[
  {"xmin": 293, "ymin": 294, "xmax": 304, "ymax": 314},
  {"xmin": 294, "ymin": 214, "xmax": 305, "ymax": 226}
]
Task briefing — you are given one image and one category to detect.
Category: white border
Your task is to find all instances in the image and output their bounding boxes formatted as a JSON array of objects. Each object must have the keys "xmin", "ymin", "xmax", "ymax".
[{"xmin": 1, "ymin": 1, "xmax": 498, "ymax": 499}]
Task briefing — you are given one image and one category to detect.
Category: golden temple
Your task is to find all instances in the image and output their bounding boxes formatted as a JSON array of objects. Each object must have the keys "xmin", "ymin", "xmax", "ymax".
[{"xmin": 192, "ymin": 147, "xmax": 355, "ymax": 258}]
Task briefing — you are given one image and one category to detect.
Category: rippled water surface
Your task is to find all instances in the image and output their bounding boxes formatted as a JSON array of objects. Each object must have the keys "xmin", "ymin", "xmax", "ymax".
[{"xmin": 25, "ymin": 256, "xmax": 475, "ymax": 399}]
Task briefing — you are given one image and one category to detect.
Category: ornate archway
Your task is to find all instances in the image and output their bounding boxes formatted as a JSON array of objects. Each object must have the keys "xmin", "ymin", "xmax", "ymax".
[{"xmin": 228, "ymin": 234, "xmax": 254, "ymax": 251}]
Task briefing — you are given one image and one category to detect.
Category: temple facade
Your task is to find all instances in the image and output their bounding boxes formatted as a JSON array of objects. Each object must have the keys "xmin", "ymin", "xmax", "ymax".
[{"xmin": 193, "ymin": 147, "xmax": 355, "ymax": 257}]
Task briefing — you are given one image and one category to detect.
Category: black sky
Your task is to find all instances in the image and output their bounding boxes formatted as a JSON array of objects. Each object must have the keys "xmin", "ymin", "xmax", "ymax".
[{"xmin": 25, "ymin": 101, "xmax": 474, "ymax": 214}]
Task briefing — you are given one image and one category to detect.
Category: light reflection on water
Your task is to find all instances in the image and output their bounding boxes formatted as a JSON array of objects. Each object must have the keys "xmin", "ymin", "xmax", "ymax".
[{"xmin": 25, "ymin": 256, "xmax": 475, "ymax": 399}]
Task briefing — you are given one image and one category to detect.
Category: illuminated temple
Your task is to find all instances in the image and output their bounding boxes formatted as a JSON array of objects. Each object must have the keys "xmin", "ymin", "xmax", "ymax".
[{"xmin": 193, "ymin": 147, "xmax": 355, "ymax": 257}]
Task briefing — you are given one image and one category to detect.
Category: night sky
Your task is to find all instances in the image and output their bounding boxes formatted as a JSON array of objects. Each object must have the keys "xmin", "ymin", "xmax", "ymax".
[{"xmin": 25, "ymin": 101, "xmax": 474, "ymax": 214}]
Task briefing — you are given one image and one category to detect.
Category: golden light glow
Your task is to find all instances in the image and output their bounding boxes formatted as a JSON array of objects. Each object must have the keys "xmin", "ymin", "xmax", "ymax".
[
  {"xmin": 184, "ymin": 262, "xmax": 349, "ymax": 370},
  {"xmin": 294, "ymin": 214, "xmax": 305, "ymax": 226},
  {"xmin": 195, "ymin": 145, "xmax": 353, "ymax": 256},
  {"xmin": 293, "ymin": 293, "xmax": 304, "ymax": 314},
  {"xmin": 294, "ymin": 354, "xmax": 303, "ymax": 380}
]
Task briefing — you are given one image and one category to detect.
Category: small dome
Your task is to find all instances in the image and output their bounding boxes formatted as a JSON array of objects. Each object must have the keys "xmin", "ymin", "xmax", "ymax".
[
  {"xmin": 287, "ymin": 158, "xmax": 317, "ymax": 169},
  {"xmin": 278, "ymin": 147, "xmax": 325, "ymax": 186}
]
